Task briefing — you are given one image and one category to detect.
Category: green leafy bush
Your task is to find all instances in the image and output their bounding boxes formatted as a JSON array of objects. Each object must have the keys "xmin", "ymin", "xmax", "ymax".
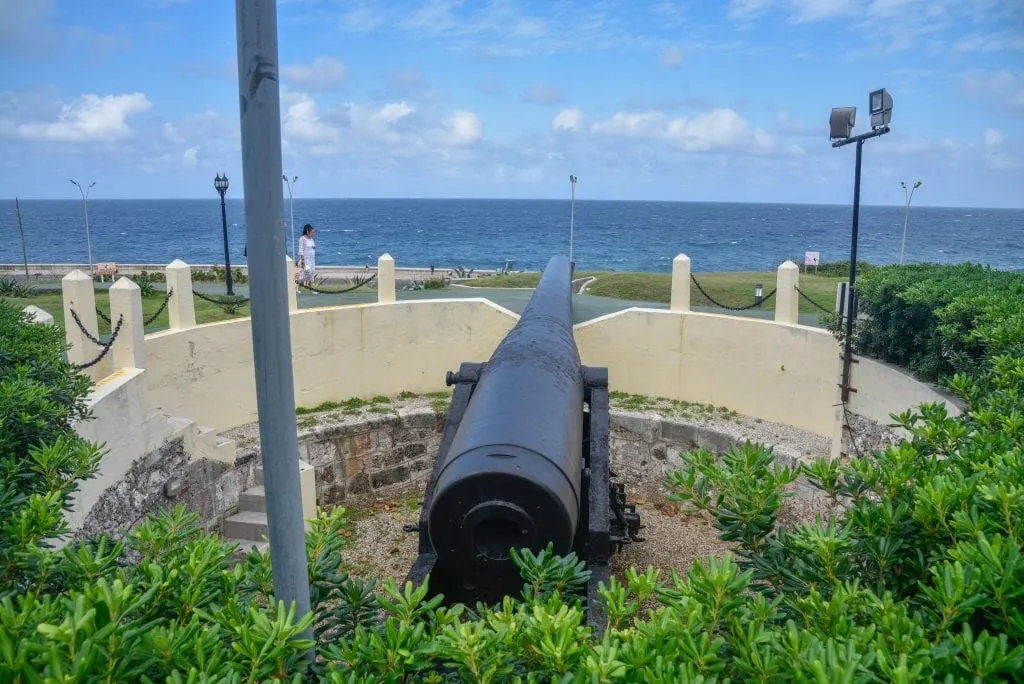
[
  {"xmin": 0, "ymin": 300, "xmax": 101, "ymax": 593},
  {"xmin": 0, "ymin": 277, "xmax": 36, "ymax": 298},
  {"xmin": 852, "ymin": 263, "xmax": 1024, "ymax": 381},
  {"xmin": 3, "ymin": 298, "xmax": 1024, "ymax": 682}
]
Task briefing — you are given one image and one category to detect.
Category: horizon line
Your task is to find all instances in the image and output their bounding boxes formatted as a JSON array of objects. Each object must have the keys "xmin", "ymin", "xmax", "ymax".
[{"xmin": 5, "ymin": 196, "xmax": 1021, "ymax": 211}]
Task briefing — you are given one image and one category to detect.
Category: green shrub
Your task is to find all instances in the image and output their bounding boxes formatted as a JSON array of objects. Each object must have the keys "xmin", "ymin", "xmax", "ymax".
[
  {"xmin": 0, "ymin": 277, "xmax": 36, "ymax": 298},
  {"xmin": 0, "ymin": 300, "xmax": 101, "ymax": 594},
  {"xmin": 852, "ymin": 263, "xmax": 1024, "ymax": 381},
  {"xmin": 3, "ymin": 299, "xmax": 1024, "ymax": 682},
  {"xmin": 423, "ymin": 277, "xmax": 447, "ymax": 290}
]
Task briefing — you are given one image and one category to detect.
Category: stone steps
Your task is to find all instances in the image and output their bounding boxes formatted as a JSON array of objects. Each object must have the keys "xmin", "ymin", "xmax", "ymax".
[{"xmin": 223, "ymin": 464, "xmax": 317, "ymax": 555}]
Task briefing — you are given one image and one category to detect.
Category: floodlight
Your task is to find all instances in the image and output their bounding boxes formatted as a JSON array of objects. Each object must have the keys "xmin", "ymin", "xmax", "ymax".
[
  {"xmin": 830, "ymin": 107, "xmax": 856, "ymax": 140},
  {"xmin": 869, "ymin": 88, "xmax": 892, "ymax": 129}
]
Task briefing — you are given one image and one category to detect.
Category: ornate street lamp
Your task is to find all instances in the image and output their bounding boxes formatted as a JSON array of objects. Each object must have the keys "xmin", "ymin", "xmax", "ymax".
[{"xmin": 214, "ymin": 173, "xmax": 234, "ymax": 295}]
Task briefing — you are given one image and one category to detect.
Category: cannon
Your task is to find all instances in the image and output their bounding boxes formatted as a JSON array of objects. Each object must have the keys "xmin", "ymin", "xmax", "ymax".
[{"xmin": 404, "ymin": 255, "xmax": 643, "ymax": 626}]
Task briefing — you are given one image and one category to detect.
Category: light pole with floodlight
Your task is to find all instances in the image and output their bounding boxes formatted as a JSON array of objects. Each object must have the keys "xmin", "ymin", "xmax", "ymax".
[
  {"xmin": 569, "ymin": 174, "xmax": 578, "ymax": 270},
  {"xmin": 830, "ymin": 87, "xmax": 892, "ymax": 402},
  {"xmin": 214, "ymin": 173, "xmax": 234, "ymax": 296},
  {"xmin": 283, "ymin": 174, "xmax": 298, "ymax": 259},
  {"xmin": 69, "ymin": 179, "xmax": 96, "ymax": 273},
  {"xmin": 899, "ymin": 179, "xmax": 922, "ymax": 265}
]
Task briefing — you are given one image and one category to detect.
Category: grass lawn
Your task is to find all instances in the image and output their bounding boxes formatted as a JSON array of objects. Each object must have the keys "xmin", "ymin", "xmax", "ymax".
[
  {"xmin": 3, "ymin": 287, "xmax": 247, "ymax": 335},
  {"xmin": 465, "ymin": 270, "xmax": 842, "ymax": 313}
]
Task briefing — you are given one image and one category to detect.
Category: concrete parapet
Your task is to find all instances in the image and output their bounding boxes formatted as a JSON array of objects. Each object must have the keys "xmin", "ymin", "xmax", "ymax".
[
  {"xmin": 775, "ymin": 260, "xmax": 800, "ymax": 324},
  {"xmin": 165, "ymin": 259, "xmax": 196, "ymax": 330},
  {"xmin": 670, "ymin": 254, "xmax": 691, "ymax": 312},
  {"xmin": 109, "ymin": 277, "xmax": 146, "ymax": 371},
  {"xmin": 378, "ymin": 254, "xmax": 396, "ymax": 304}
]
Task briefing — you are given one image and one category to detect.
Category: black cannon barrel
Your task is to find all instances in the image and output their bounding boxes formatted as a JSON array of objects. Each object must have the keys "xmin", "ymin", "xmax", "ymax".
[{"xmin": 428, "ymin": 255, "xmax": 584, "ymax": 579}]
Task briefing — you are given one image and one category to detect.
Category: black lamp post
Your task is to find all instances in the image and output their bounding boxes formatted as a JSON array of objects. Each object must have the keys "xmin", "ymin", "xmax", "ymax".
[
  {"xmin": 830, "ymin": 88, "xmax": 892, "ymax": 402},
  {"xmin": 214, "ymin": 173, "xmax": 234, "ymax": 295}
]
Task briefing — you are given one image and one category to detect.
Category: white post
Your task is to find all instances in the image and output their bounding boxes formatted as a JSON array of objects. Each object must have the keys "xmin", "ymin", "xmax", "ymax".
[
  {"xmin": 378, "ymin": 253, "xmax": 396, "ymax": 304},
  {"xmin": 775, "ymin": 260, "xmax": 800, "ymax": 324},
  {"xmin": 61, "ymin": 270, "xmax": 107, "ymax": 379},
  {"xmin": 285, "ymin": 255, "xmax": 298, "ymax": 312},
  {"xmin": 108, "ymin": 277, "xmax": 146, "ymax": 370},
  {"xmin": 670, "ymin": 253, "xmax": 691, "ymax": 312},
  {"xmin": 165, "ymin": 259, "xmax": 196, "ymax": 330}
]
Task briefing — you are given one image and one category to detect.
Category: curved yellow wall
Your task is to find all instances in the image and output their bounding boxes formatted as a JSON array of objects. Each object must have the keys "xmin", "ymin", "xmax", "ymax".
[{"xmin": 144, "ymin": 298, "xmax": 519, "ymax": 431}]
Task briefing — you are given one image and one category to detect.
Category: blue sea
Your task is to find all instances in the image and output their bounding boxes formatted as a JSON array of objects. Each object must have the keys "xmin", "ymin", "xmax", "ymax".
[{"xmin": 3, "ymin": 199, "xmax": 1022, "ymax": 273}]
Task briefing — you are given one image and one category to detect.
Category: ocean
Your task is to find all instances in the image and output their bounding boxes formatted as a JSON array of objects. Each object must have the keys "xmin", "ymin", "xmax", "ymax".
[{"xmin": 3, "ymin": 199, "xmax": 1022, "ymax": 273}]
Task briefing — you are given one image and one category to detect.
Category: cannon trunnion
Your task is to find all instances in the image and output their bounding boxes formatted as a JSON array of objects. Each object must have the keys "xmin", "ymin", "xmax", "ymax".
[{"xmin": 404, "ymin": 255, "xmax": 643, "ymax": 627}]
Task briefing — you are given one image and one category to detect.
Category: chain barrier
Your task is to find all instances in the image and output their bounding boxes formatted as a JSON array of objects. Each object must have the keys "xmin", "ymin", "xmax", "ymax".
[
  {"xmin": 69, "ymin": 309, "xmax": 124, "ymax": 370},
  {"xmin": 193, "ymin": 290, "xmax": 251, "ymax": 306},
  {"xmin": 95, "ymin": 307, "xmax": 111, "ymax": 324},
  {"xmin": 689, "ymin": 274, "xmax": 777, "ymax": 311},
  {"xmin": 298, "ymin": 273, "xmax": 377, "ymax": 295},
  {"xmin": 143, "ymin": 288, "xmax": 174, "ymax": 326},
  {"xmin": 795, "ymin": 286, "xmax": 833, "ymax": 314},
  {"xmin": 69, "ymin": 308, "xmax": 108, "ymax": 347}
]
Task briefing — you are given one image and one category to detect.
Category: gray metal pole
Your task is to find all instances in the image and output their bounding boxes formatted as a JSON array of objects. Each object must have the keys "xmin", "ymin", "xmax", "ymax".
[{"xmin": 233, "ymin": 0, "xmax": 313, "ymax": 649}]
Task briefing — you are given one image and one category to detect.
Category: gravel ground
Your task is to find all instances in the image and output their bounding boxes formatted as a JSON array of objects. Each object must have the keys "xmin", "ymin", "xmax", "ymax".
[
  {"xmin": 224, "ymin": 394, "xmax": 845, "ymax": 588},
  {"xmin": 338, "ymin": 489, "xmax": 839, "ymax": 589}
]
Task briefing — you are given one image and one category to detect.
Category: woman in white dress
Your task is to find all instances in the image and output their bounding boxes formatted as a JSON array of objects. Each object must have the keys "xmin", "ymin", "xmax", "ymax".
[{"xmin": 298, "ymin": 223, "xmax": 316, "ymax": 288}]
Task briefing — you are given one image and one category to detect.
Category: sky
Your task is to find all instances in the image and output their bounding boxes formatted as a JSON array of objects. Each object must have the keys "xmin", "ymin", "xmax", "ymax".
[{"xmin": 0, "ymin": 0, "xmax": 1022, "ymax": 207}]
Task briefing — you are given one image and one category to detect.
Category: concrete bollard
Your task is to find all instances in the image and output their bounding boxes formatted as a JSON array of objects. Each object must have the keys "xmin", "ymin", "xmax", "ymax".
[
  {"xmin": 378, "ymin": 253, "xmax": 396, "ymax": 304},
  {"xmin": 61, "ymin": 269, "xmax": 109, "ymax": 379},
  {"xmin": 775, "ymin": 260, "xmax": 800, "ymax": 324},
  {"xmin": 165, "ymin": 259, "xmax": 196, "ymax": 329},
  {"xmin": 670, "ymin": 253, "xmax": 691, "ymax": 312},
  {"xmin": 109, "ymin": 277, "xmax": 146, "ymax": 370},
  {"xmin": 285, "ymin": 255, "xmax": 298, "ymax": 312}
]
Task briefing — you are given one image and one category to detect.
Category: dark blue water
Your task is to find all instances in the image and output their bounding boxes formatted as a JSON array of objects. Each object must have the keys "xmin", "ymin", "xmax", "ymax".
[{"xmin": 3, "ymin": 199, "xmax": 1022, "ymax": 273}]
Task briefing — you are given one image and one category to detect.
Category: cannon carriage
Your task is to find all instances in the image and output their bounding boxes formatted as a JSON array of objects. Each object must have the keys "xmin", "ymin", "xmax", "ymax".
[{"xmin": 404, "ymin": 255, "xmax": 643, "ymax": 627}]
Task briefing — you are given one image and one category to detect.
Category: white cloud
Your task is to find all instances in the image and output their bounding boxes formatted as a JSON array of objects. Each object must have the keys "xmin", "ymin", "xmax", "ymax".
[
  {"xmin": 658, "ymin": 46, "xmax": 684, "ymax": 69},
  {"xmin": 552, "ymin": 108, "xmax": 584, "ymax": 132},
  {"xmin": 521, "ymin": 82, "xmax": 564, "ymax": 105},
  {"xmin": 338, "ymin": 2, "xmax": 388, "ymax": 32},
  {"xmin": 789, "ymin": 0, "xmax": 856, "ymax": 22},
  {"xmin": 960, "ymin": 70, "xmax": 1024, "ymax": 115},
  {"xmin": 182, "ymin": 145, "xmax": 199, "ymax": 165},
  {"xmin": 442, "ymin": 110, "xmax": 482, "ymax": 146},
  {"xmin": 281, "ymin": 89, "xmax": 340, "ymax": 145},
  {"xmin": 727, "ymin": 0, "xmax": 775, "ymax": 21},
  {"xmin": 984, "ymin": 128, "xmax": 1004, "ymax": 149},
  {"xmin": 16, "ymin": 93, "xmax": 151, "ymax": 142},
  {"xmin": 591, "ymin": 107, "xmax": 795, "ymax": 156},
  {"xmin": 280, "ymin": 56, "xmax": 348, "ymax": 91}
]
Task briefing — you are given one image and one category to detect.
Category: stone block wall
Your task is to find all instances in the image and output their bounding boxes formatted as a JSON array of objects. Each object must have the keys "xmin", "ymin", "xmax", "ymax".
[
  {"xmin": 609, "ymin": 413, "xmax": 740, "ymax": 499},
  {"xmin": 79, "ymin": 438, "xmax": 259, "ymax": 540},
  {"xmin": 300, "ymin": 408, "xmax": 445, "ymax": 506}
]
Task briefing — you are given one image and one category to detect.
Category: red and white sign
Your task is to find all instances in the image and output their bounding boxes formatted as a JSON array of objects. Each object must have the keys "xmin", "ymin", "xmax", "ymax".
[{"xmin": 804, "ymin": 251, "xmax": 821, "ymax": 266}]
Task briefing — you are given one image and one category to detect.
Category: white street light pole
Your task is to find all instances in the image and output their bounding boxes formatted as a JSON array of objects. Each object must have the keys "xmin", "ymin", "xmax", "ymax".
[
  {"xmin": 282, "ymin": 174, "xmax": 298, "ymax": 260},
  {"xmin": 569, "ymin": 174, "xmax": 577, "ymax": 265},
  {"xmin": 70, "ymin": 179, "xmax": 96, "ymax": 272},
  {"xmin": 899, "ymin": 179, "xmax": 922, "ymax": 265}
]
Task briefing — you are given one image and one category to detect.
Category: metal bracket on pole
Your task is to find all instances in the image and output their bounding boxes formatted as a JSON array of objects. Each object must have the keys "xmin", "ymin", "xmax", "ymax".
[{"xmin": 233, "ymin": 0, "xmax": 314, "ymax": 654}]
